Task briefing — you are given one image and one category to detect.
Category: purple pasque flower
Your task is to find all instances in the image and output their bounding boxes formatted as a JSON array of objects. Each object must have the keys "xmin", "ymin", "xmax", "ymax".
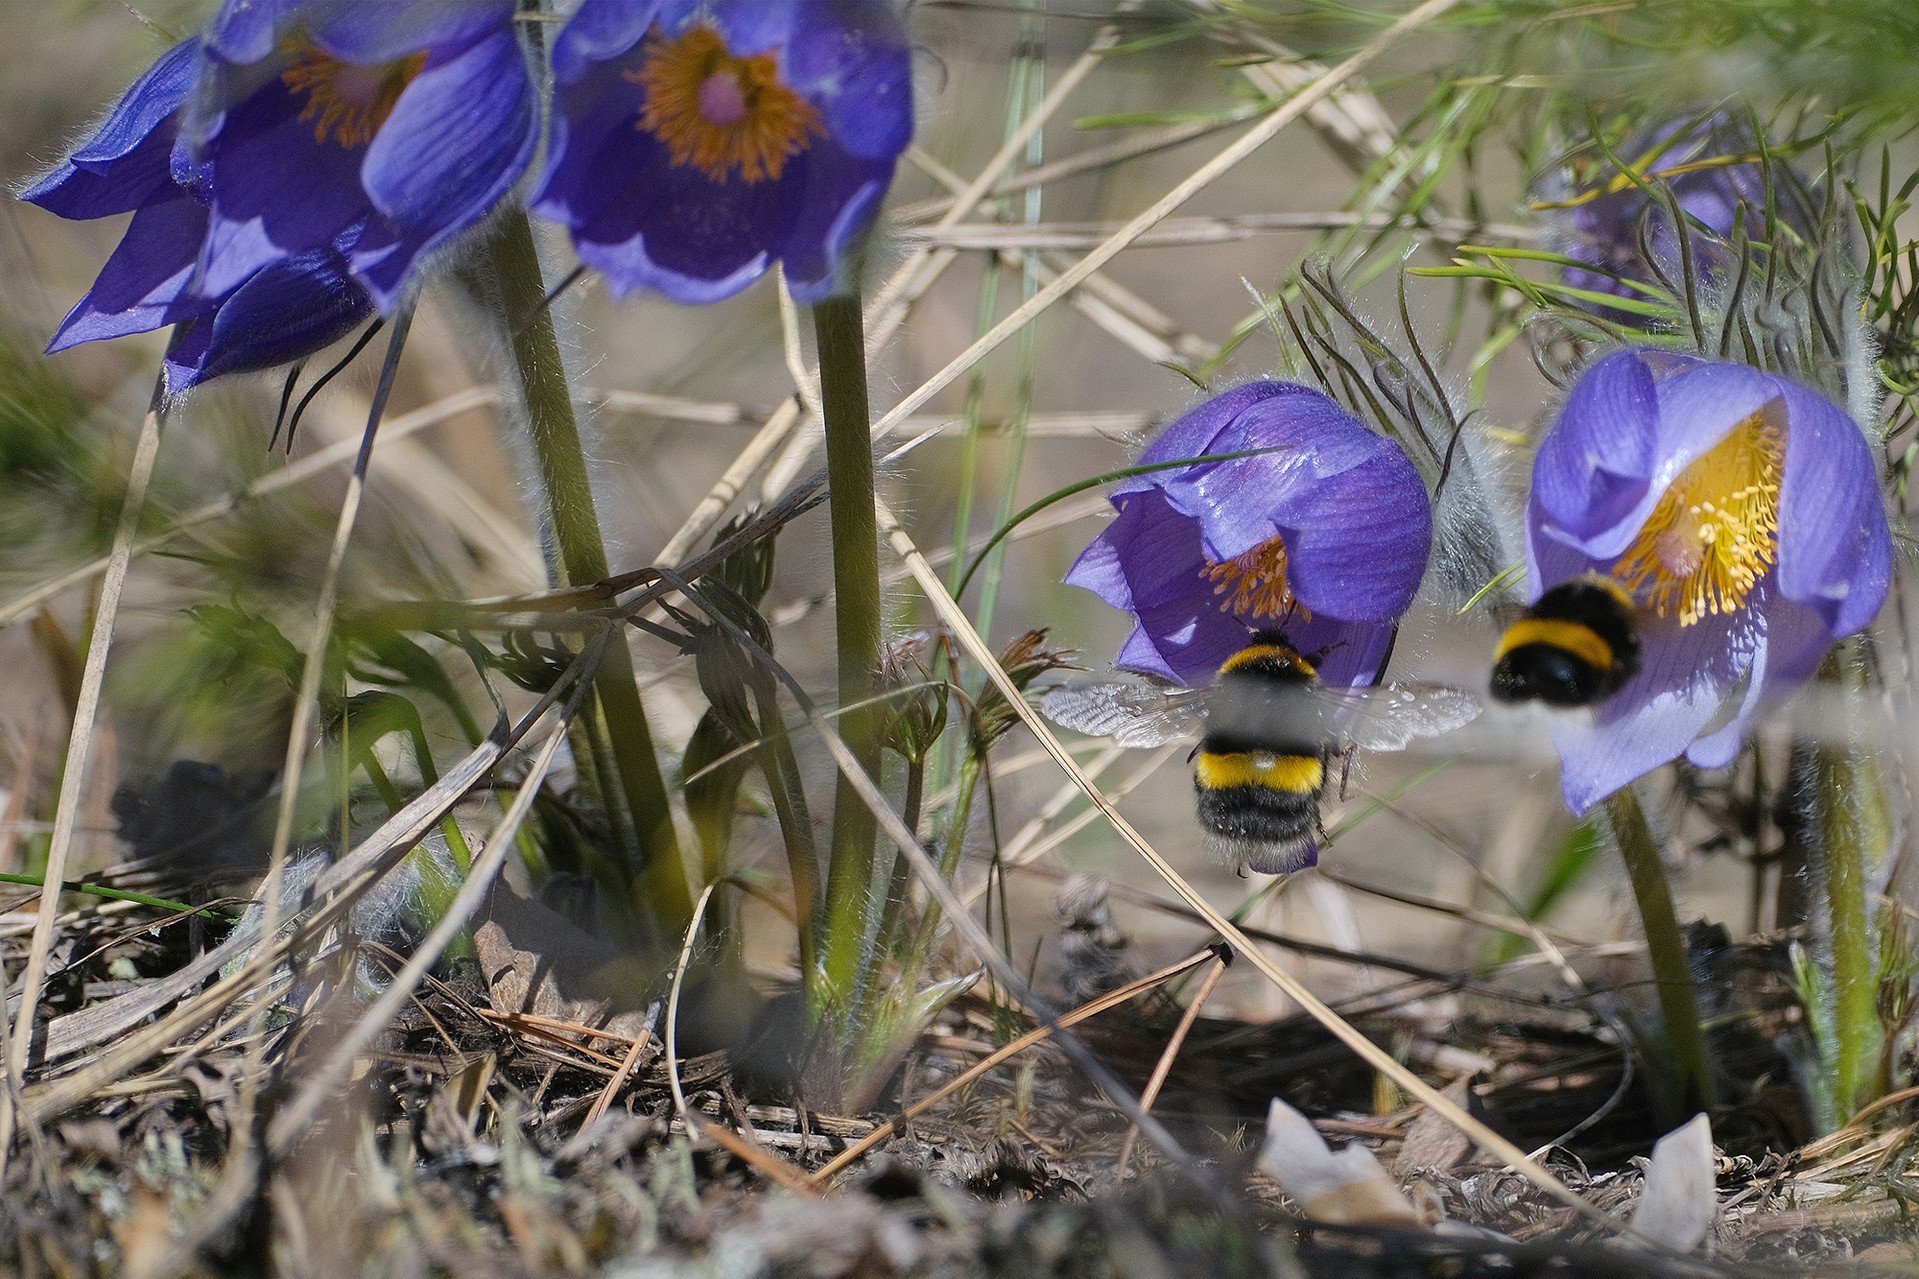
[
  {"xmin": 531, "ymin": 0, "xmax": 913, "ymax": 304},
  {"xmin": 19, "ymin": 37, "xmax": 374, "ymax": 391},
  {"xmin": 1523, "ymin": 348, "xmax": 1891, "ymax": 813},
  {"xmin": 1548, "ymin": 114, "xmax": 1815, "ymax": 318},
  {"xmin": 1065, "ymin": 381, "xmax": 1433, "ymax": 689},
  {"xmin": 185, "ymin": 0, "xmax": 538, "ymax": 312}
]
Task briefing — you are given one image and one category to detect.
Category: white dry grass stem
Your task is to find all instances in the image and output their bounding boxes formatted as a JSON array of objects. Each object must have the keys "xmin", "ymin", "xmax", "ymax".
[
  {"xmin": 664, "ymin": 882, "xmax": 719, "ymax": 1133},
  {"xmin": 862, "ymin": 0, "xmax": 1467, "ymax": 452},
  {"xmin": 263, "ymin": 716, "xmax": 570, "ymax": 1150},
  {"xmin": 6, "ymin": 383, "xmax": 166, "ymax": 1091}
]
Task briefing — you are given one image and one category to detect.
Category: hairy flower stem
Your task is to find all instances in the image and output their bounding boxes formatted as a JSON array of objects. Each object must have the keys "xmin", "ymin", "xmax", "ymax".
[
  {"xmin": 874, "ymin": 755, "xmax": 928, "ymax": 958},
  {"xmin": 815, "ymin": 293, "xmax": 886, "ymax": 1024},
  {"xmin": 1811, "ymin": 643, "xmax": 1890, "ymax": 1119},
  {"xmin": 480, "ymin": 212, "xmax": 690, "ymax": 938},
  {"xmin": 750, "ymin": 675, "xmax": 820, "ymax": 983},
  {"xmin": 902, "ymin": 754, "xmax": 981, "ymax": 994},
  {"xmin": 1607, "ymin": 787, "xmax": 1717, "ymax": 1117}
]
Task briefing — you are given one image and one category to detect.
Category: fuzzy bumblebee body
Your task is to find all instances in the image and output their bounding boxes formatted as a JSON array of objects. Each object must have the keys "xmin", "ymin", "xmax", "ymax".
[
  {"xmin": 1490, "ymin": 577, "xmax": 1641, "ymax": 707},
  {"xmin": 1040, "ymin": 631, "xmax": 1481, "ymax": 876},
  {"xmin": 1191, "ymin": 638, "xmax": 1330, "ymax": 873}
]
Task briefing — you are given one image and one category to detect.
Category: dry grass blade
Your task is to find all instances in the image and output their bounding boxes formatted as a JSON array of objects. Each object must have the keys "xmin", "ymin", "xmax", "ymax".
[
  {"xmin": 808, "ymin": 947, "xmax": 1221, "ymax": 1185},
  {"xmin": 16, "ymin": 721, "xmax": 509, "ymax": 1124},
  {"xmin": 966, "ymin": 743, "xmax": 1181, "ymax": 905},
  {"xmin": 902, "ymin": 146, "xmax": 1222, "ymax": 377},
  {"xmin": 870, "ymin": 493, "xmax": 1613, "ymax": 1229},
  {"xmin": 864, "ymin": 0, "xmax": 1466, "ymax": 448},
  {"xmin": 263, "ymin": 715, "xmax": 570, "ymax": 1150},
  {"xmin": 905, "ymin": 212, "xmax": 1534, "ymax": 251},
  {"xmin": 661, "ymin": 885, "xmax": 815, "ymax": 1194},
  {"xmin": 689, "ymin": 19, "xmax": 1123, "ymax": 525},
  {"xmin": 663, "ymin": 883, "xmax": 711, "ymax": 1130},
  {"xmin": 42, "ymin": 913, "xmax": 261, "ymax": 1063},
  {"xmin": 582, "ymin": 1021, "xmax": 655, "ymax": 1130},
  {"xmin": 7, "ymin": 381, "xmax": 165, "ymax": 1101},
  {"xmin": 863, "ymin": 21, "xmax": 1121, "ymax": 326}
]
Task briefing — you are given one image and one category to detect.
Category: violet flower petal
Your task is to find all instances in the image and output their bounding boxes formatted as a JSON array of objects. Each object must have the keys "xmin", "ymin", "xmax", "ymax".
[
  {"xmin": 44, "ymin": 195, "xmax": 207, "ymax": 353},
  {"xmin": 165, "ymin": 246, "xmax": 372, "ymax": 389},
  {"xmin": 533, "ymin": 0, "xmax": 913, "ymax": 304},
  {"xmin": 18, "ymin": 39, "xmax": 199, "ymax": 219}
]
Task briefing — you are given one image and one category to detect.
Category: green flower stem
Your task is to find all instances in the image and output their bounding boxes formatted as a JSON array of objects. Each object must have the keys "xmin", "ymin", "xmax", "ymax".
[
  {"xmin": 481, "ymin": 211, "xmax": 690, "ymax": 937},
  {"xmin": 0, "ymin": 872, "xmax": 229, "ymax": 921},
  {"xmin": 902, "ymin": 753, "xmax": 981, "ymax": 993},
  {"xmin": 1607, "ymin": 786, "xmax": 1716, "ymax": 1115},
  {"xmin": 814, "ymin": 292, "xmax": 886, "ymax": 1020},
  {"xmin": 750, "ymin": 672, "xmax": 821, "ymax": 984},
  {"xmin": 1811, "ymin": 643, "xmax": 1891, "ymax": 1118},
  {"xmin": 874, "ymin": 752, "xmax": 928, "ymax": 959},
  {"xmin": 1816, "ymin": 745, "xmax": 1880, "ymax": 1117}
]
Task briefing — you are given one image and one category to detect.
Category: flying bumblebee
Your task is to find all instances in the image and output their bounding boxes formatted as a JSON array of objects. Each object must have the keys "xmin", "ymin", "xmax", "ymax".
[
  {"xmin": 1040, "ymin": 631, "xmax": 1482, "ymax": 874},
  {"xmin": 1489, "ymin": 576, "xmax": 1641, "ymax": 707}
]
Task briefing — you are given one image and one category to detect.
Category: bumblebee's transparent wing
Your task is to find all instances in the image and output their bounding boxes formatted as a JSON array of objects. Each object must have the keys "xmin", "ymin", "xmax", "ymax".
[
  {"xmin": 1316, "ymin": 682, "xmax": 1483, "ymax": 753},
  {"xmin": 1039, "ymin": 682, "xmax": 1208, "ymax": 748}
]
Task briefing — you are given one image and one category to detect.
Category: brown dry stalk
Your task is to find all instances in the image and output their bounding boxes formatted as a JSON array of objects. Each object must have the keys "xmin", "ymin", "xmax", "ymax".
[
  {"xmin": 583, "ymin": 1024, "xmax": 656, "ymax": 1130},
  {"xmin": 807, "ymin": 947, "xmax": 1220, "ymax": 1186},
  {"xmin": 1115, "ymin": 954, "xmax": 1231, "ymax": 1172},
  {"xmin": 661, "ymin": 885, "xmax": 817, "ymax": 1193}
]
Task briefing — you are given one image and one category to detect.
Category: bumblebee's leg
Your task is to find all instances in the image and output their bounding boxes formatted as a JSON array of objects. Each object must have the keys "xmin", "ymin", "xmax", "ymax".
[{"xmin": 1336, "ymin": 743, "xmax": 1357, "ymax": 802}]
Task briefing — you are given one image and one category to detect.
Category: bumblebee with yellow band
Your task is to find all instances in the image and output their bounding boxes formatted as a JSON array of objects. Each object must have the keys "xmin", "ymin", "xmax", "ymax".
[
  {"xmin": 1041, "ymin": 631, "xmax": 1481, "ymax": 875},
  {"xmin": 1489, "ymin": 576, "xmax": 1642, "ymax": 707},
  {"xmin": 1190, "ymin": 637, "xmax": 1332, "ymax": 873}
]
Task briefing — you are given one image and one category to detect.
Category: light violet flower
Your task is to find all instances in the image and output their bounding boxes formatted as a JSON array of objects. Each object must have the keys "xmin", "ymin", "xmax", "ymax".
[
  {"xmin": 1548, "ymin": 114, "xmax": 1816, "ymax": 320},
  {"xmin": 531, "ymin": 0, "xmax": 913, "ymax": 304},
  {"xmin": 1521, "ymin": 349, "xmax": 1891, "ymax": 812},
  {"xmin": 1064, "ymin": 381, "xmax": 1433, "ymax": 688}
]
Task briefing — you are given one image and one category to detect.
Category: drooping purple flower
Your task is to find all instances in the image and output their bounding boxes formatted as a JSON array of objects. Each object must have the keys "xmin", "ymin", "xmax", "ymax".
[
  {"xmin": 1065, "ymin": 381, "xmax": 1434, "ymax": 689},
  {"xmin": 1546, "ymin": 114, "xmax": 1817, "ymax": 318},
  {"xmin": 21, "ymin": 3, "xmax": 538, "ymax": 389},
  {"xmin": 19, "ymin": 36, "xmax": 375, "ymax": 391},
  {"xmin": 1520, "ymin": 349, "xmax": 1891, "ymax": 813},
  {"xmin": 186, "ymin": 0, "xmax": 539, "ymax": 312},
  {"xmin": 532, "ymin": 0, "xmax": 914, "ymax": 305}
]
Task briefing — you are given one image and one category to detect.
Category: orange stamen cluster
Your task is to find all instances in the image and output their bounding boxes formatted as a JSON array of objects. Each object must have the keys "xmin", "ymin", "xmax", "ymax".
[
  {"xmin": 1613, "ymin": 407, "xmax": 1784, "ymax": 626},
  {"xmin": 1202, "ymin": 534, "xmax": 1311, "ymax": 622},
  {"xmin": 631, "ymin": 24, "xmax": 823, "ymax": 184},
  {"xmin": 279, "ymin": 35, "xmax": 425, "ymax": 149}
]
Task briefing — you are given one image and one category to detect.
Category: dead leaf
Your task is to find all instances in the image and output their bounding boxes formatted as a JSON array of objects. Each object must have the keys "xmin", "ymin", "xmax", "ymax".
[
  {"xmin": 1394, "ymin": 1074, "xmax": 1476, "ymax": 1176},
  {"xmin": 1258, "ymin": 1098, "xmax": 1420, "ymax": 1226}
]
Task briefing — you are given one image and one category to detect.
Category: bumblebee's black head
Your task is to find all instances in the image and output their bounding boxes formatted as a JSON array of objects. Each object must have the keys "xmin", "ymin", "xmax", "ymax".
[
  {"xmin": 1218, "ymin": 630, "xmax": 1316, "ymax": 683},
  {"xmin": 1490, "ymin": 578, "xmax": 1640, "ymax": 707}
]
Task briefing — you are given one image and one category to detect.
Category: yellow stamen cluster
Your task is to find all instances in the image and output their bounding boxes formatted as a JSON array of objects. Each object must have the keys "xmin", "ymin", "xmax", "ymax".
[
  {"xmin": 1202, "ymin": 534, "xmax": 1311, "ymax": 622},
  {"xmin": 1613, "ymin": 407, "xmax": 1784, "ymax": 626},
  {"xmin": 279, "ymin": 35, "xmax": 426, "ymax": 149},
  {"xmin": 631, "ymin": 24, "xmax": 823, "ymax": 184}
]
